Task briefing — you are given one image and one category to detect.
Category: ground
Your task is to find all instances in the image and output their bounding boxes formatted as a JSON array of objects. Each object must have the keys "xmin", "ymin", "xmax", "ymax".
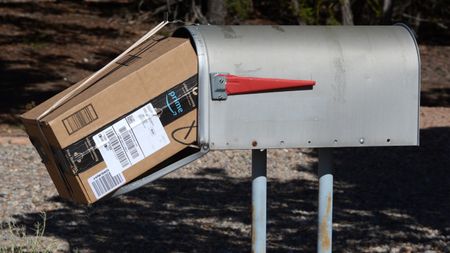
[{"xmin": 0, "ymin": 1, "xmax": 449, "ymax": 252}]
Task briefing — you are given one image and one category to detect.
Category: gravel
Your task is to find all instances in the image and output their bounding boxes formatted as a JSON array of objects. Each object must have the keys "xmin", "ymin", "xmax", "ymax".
[
  {"xmin": 0, "ymin": 106, "xmax": 449, "ymax": 252},
  {"xmin": 0, "ymin": 2, "xmax": 449, "ymax": 251},
  {"xmin": 0, "ymin": 28, "xmax": 449, "ymax": 253},
  {"xmin": 0, "ymin": 144, "xmax": 61, "ymax": 221}
]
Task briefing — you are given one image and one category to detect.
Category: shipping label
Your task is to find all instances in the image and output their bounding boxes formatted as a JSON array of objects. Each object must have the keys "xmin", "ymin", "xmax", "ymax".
[
  {"xmin": 92, "ymin": 102, "xmax": 170, "ymax": 176},
  {"xmin": 88, "ymin": 168, "xmax": 126, "ymax": 199}
]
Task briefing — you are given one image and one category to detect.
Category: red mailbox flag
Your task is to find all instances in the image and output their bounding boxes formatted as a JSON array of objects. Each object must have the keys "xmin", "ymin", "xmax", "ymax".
[{"xmin": 220, "ymin": 74, "xmax": 316, "ymax": 95}]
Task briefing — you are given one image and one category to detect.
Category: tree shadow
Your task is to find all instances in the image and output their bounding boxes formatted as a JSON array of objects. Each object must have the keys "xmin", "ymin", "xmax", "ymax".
[
  {"xmin": 10, "ymin": 177, "xmax": 318, "ymax": 252},
  {"xmin": 421, "ymin": 88, "xmax": 450, "ymax": 107},
  {"xmin": 330, "ymin": 127, "xmax": 450, "ymax": 250},
  {"xmin": 5, "ymin": 127, "xmax": 450, "ymax": 252},
  {"xmin": 0, "ymin": 14, "xmax": 128, "ymax": 47},
  {"xmin": 0, "ymin": 60, "xmax": 64, "ymax": 123},
  {"xmin": 0, "ymin": 2, "xmax": 136, "ymax": 124}
]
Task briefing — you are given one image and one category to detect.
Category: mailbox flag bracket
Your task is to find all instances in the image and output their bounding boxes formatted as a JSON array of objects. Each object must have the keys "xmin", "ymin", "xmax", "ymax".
[{"xmin": 210, "ymin": 72, "xmax": 316, "ymax": 100}]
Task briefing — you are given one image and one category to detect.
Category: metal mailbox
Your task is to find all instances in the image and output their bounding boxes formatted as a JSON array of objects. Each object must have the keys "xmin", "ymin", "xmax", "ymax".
[
  {"xmin": 115, "ymin": 24, "xmax": 420, "ymax": 252},
  {"xmin": 173, "ymin": 25, "xmax": 420, "ymax": 149}
]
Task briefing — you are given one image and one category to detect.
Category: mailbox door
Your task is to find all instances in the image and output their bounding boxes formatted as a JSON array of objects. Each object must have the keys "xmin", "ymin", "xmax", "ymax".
[{"xmin": 175, "ymin": 25, "xmax": 420, "ymax": 149}]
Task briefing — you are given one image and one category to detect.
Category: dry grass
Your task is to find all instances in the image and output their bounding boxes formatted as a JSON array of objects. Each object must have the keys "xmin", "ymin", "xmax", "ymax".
[{"xmin": 0, "ymin": 212, "xmax": 55, "ymax": 253}]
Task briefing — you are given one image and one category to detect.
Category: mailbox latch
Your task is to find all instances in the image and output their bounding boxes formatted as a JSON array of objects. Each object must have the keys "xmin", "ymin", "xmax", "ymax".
[{"xmin": 210, "ymin": 73, "xmax": 316, "ymax": 100}]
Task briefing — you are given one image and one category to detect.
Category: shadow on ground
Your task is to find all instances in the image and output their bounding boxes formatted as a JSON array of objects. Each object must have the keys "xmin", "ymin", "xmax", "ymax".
[
  {"xmin": 1, "ymin": 1, "xmax": 449, "ymax": 126},
  {"xmin": 0, "ymin": 60, "xmax": 65, "ymax": 123},
  {"xmin": 6, "ymin": 127, "xmax": 450, "ymax": 252},
  {"xmin": 421, "ymin": 87, "xmax": 450, "ymax": 107},
  {"xmin": 0, "ymin": 2, "xmax": 140, "ymax": 124}
]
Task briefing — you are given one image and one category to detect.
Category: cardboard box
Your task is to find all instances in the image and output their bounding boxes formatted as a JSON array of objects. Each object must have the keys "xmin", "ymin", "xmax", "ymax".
[{"xmin": 21, "ymin": 37, "xmax": 198, "ymax": 204}]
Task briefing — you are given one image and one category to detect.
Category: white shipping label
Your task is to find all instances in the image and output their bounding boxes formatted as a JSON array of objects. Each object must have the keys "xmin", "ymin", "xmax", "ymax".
[
  {"xmin": 88, "ymin": 168, "xmax": 125, "ymax": 200},
  {"xmin": 92, "ymin": 102, "xmax": 170, "ymax": 176}
]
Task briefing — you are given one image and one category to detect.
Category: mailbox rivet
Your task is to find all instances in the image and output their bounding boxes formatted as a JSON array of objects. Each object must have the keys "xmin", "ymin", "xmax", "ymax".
[
  {"xmin": 202, "ymin": 144, "xmax": 209, "ymax": 150},
  {"xmin": 252, "ymin": 140, "xmax": 258, "ymax": 147},
  {"xmin": 359, "ymin": 138, "xmax": 365, "ymax": 144}
]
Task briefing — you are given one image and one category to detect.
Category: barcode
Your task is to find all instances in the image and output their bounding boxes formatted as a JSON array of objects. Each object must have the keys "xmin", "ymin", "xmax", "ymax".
[
  {"xmin": 118, "ymin": 126, "xmax": 139, "ymax": 159},
  {"xmin": 106, "ymin": 128, "xmax": 130, "ymax": 168},
  {"xmin": 138, "ymin": 114, "xmax": 148, "ymax": 124},
  {"xmin": 126, "ymin": 115, "xmax": 135, "ymax": 124},
  {"xmin": 63, "ymin": 104, "xmax": 98, "ymax": 135},
  {"xmin": 90, "ymin": 169, "xmax": 125, "ymax": 199}
]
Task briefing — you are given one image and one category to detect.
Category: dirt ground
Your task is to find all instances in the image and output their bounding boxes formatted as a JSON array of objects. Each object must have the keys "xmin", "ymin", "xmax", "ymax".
[
  {"xmin": 0, "ymin": 1, "xmax": 449, "ymax": 252},
  {"xmin": 0, "ymin": 1, "xmax": 449, "ymax": 124}
]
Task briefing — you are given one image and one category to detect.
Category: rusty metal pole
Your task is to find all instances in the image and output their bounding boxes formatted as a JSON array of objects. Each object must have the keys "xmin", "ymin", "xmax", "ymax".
[
  {"xmin": 252, "ymin": 149, "xmax": 267, "ymax": 253},
  {"xmin": 317, "ymin": 149, "xmax": 333, "ymax": 253}
]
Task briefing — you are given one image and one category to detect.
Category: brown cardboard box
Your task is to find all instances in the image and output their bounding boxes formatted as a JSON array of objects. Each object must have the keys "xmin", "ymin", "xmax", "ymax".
[{"xmin": 21, "ymin": 37, "xmax": 198, "ymax": 204}]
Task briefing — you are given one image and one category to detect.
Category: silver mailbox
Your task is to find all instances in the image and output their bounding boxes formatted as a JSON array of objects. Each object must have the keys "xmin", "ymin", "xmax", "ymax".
[{"xmin": 174, "ymin": 25, "xmax": 420, "ymax": 149}]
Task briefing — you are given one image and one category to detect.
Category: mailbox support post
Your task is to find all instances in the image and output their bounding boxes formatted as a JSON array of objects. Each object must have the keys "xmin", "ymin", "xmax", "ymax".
[
  {"xmin": 317, "ymin": 149, "xmax": 333, "ymax": 253},
  {"xmin": 251, "ymin": 149, "xmax": 267, "ymax": 253}
]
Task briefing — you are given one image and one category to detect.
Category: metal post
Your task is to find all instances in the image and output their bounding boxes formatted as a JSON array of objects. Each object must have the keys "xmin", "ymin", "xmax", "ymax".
[
  {"xmin": 252, "ymin": 149, "xmax": 267, "ymax": 253},
  {"xmin": 317, "ymin": 149, "xmax": 333, "ymax": 253}
]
